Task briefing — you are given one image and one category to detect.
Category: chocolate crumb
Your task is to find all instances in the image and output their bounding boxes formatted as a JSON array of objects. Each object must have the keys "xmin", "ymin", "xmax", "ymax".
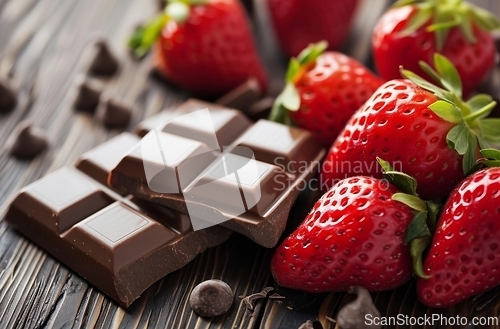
[
  {"xmin": 189, "ymin": 280, "xmax": 234, "ymax": 317},
  {"xmin": 97, "ymin": 97, "xmax": 132, "ymax": 129},
  {"xmin": 269, "ymin": 293, "xmax": 285, "ymax": 299},
  {"xmin": 0, "ymin": 78, "xmax": 17, "ymax": 113},
  {"xmin": 287, "ymin": 306, "xmax": 293, "ymax": 311},
  {"xmin": 89, "ymin": 41, "xmax": 119, "ymax": 77},
  {"xmin": 8, "ymin": 121, "xmax": 48, "ymax": 159},
  {"xmin": 242, "ymin": 286, "xmax": 274, "ymax": 311},
  {"xmin": 336, "ymin": 286, "xmax": 381, "ymax": 329},
  {"xmin": 73, "ymin": 77, "xmax": 103, "ymax": 113}
]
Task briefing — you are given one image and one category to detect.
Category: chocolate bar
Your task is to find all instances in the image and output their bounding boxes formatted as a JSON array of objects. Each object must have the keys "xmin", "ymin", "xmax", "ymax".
[
  {"xmin": 5, "ymin": 133, "xmax": 232, "ymax": 307},
  {"xmin": 111, "ymin": 100, "xmax": 325, "ymax": 247}
]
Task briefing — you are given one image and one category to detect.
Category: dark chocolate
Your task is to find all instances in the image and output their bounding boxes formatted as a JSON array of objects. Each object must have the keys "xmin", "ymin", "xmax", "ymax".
[
  {"xmin": 8, "ymin": 122, "xmax": 48, "ymax": 159},
  {"xmin": 112, "ymin": 99, "xmax": 324, "ymax": 247},
  {"xmin": 89, "ymin": 41, "xmax": 119, "ymax": 77},
  {"xmin": 336, "ymin": 287, "xmax": 381, "ymax": 329},
  {"xmin": 97, "ymin": 97, "xmax": 133, "ymax": 129},
  {"xmin": 73, "ymin": 77, "xmax": 103, "ymax": 113},
  {"xmin": 76, "ymin": 132, "xmax": 139, "ymax": 188},
  {"xmin": 6, "ymin": 134, "xmax": 233, "ymax": 307},
  {"xmin": 0, "ymin": 78, "xmax": 17, "ymax": 113},
  {"xmin": 215, "ymin": 78, "xmax": 261, "ymax": 113},
  {"xmin": 189, "ymin": 280, "xmax": 234, "ymax": 317}
]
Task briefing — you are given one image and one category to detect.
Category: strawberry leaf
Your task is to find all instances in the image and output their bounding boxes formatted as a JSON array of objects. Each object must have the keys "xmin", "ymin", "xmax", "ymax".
[
  {"xmin": 400, "ymin": 68, "xmax": 451, "ymax": 101},
  {"xmin": 447, "ymin": 122, "xmax": 471, "ymax": 155},
  {"xmin": 296, "ymin": 41, "xmax": 328, "ymax": 67},
  {"xmin": 410, "ymin": 237, "xmax": 431, "ymax": 279},
  {"xmin": 481, "ymin": 148, "xmax": 500, "ymax": 161},
  {"xmin": 429, "ymin": 100, "xmax": 462, "ymax": 123},
  {"xmin": 404, "ymin": 211, "xmax": 431, "ymax": 244},
  {"xmin": 479, "ymin": 118, "xmax": 500, "ymax": 142},
  {"xmin": 377, "ymin": 157, "xmax": 419, "ymax": 196},
  {"xmin": 280, "ymin": 83, "xmax": 300, "ymax": 111},
  {"xmin": 433, "ymin": 53, "xmax": 462, "ymax": 97},
  {"xmin": 467, "ymin": 94, "xmax": 493, "ymax": 112},
  {"xmin": 128, "ymin": 14, "xmax": 168, "ymax": 58},
  {"xmin": 399, "ymin": 8, "xmax": 433, "ymax": 37},
  {"xmin": 286, "ymin": 58, "xmax": 300, "ymax": 83},
  {"xmin": 392, "ymin": 193, "xmax": 427, "ymax": 212}
]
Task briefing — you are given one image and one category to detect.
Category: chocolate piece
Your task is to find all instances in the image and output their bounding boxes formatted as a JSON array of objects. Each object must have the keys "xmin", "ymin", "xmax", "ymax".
[
  {"xmin": 76, "ymin": 132, "xmax": 139, "ymax": 188},
  {"xmin": 73, "ymin": 77, "xmax": 103, "ymax": 113},
  {"xmin": 336, "ymin": 286, "xmax": 381, "ymax": 329},
  {"xmin": 97, "ymin": 98, "xmax": 133, "ymax": 129},
  {"xmin": 215, "ymin": 78, "xmax": 261, "ymax": 113},
  {"xmin": 8, "ymin": 122, "xmax": 48, "ymax": 159},
  {"xmin": 6, "ymin": 139, "xmax": 232, "ymax": 307},
  {"xmin": 189, "ymin": 280, "xmax": 234, "ymax": 317},
  {"xmin": 135, "ymin": 99, "xmax": 252, "ymax": 147},
  {"xmin": 89, "ymin": 41, "xmax": 119, "ymax": 77},
  {"xmin": 111, "ymin": 100, "xmax": 325, "ymax": 247},
  {"xmin": 0, "ymin": 78, "xmax": 17, "ymax": 113}
]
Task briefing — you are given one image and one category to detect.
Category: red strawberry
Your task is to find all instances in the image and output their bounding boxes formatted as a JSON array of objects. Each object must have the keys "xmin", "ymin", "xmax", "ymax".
[
  {"xmin": 417, "ymin": 149, "xmax": 500, "ymax": 307},
  {"xmin": 372, "ymin": 0, "xmax": 500, "ymax": 97},
  {"xmin": 270, "ymin": 42, "xmax": 383, "ymax": 147},
  {"xmin": 321, "ymin": 54, "xmax": 499, "ymax": 200},
  {"xmin": 129, "ymin": 0, "xmax": 267, "ymax": 96},
  {"xmin": 271, "ymin": 175, "xmax": 414, "ymax": 292},
  {"xmin": 267, "ymin": 0, "xmax": 359, "ymax": 57}
]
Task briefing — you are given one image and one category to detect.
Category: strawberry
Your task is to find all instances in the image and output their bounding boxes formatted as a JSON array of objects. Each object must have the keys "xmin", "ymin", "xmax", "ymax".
[
  {"xmin": 267, "ymin": 0, "xmax": 359, "ymax": 57},
  {"xmin": 269, "ymin": 42, "xmax": 383, "ymax": 147},
  {"xmin": 321, "ymin": 54, "xmax": 499, "ymax": 200},
  {"xmin": 417, "ymin": 149, "xmax": 500, "ymax": 308},
  {"xmin": 129, "ymin": 0, "xmax": 267, "ymax": 96},
  {"xmin": 271, "ymin": 172, "xmax": 415, "ymax": 292},
  {"xmin": 372, "ymin": 0, "xmax": 500, "ymax": 97}
]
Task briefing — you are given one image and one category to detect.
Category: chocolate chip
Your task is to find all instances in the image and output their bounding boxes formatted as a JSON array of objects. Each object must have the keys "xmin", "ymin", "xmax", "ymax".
[
  {"xmin": 96, "ymin": 97, "xmax": 132, "ymax": 129},
  {"xmin": 73, "ymin": 77, "xmax": 103, "ymax": 113},
  {"xmin": 8, "ymin": 121, "xmax": 48, "ymax": 159},
  {"xmin": 189, "ymin": 280, "xmax": 234, "ymax": 317},
  {"xmin": 0, "ymin": 78, "xmax": 17, "ymax": 113},
  {"xmin": 89, "ymin": 41, "xmax": 119, "ymax": 77},
  {"xmin": 336, "ymin": 286, "xmax": 381, "ymax": 329}
]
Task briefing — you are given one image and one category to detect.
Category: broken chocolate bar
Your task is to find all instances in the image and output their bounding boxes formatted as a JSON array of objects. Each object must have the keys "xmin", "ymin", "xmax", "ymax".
[
  {"xmin": 110, "ymin": 99, "xmax": 325, "ymax": 247},
  {"xmin": 6, "ymin": 134, "xmax": 232, "ymax": 307}
]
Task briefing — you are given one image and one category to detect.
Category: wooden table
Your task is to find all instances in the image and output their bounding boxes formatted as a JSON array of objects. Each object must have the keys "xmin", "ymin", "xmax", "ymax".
[{"xmin": 0, "ymin": 0, "xmax": 499, "ymax": 328}]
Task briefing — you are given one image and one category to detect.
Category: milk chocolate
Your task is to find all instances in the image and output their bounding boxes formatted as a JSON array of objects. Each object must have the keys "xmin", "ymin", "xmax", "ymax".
[
  {"xmin": 6, "ymin": 134, "xmax": 232, "ymax": 307},
  {"xmin": 111, "ymin": 100, "xmax": 325, "ymax": 247}
]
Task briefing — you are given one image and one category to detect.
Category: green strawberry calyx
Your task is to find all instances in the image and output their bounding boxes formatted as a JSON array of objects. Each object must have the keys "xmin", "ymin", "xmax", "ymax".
[
  {"xmin": 128, "ymin": 0, "xmax": 208, "ymax": 58},
  {"xmin": 269, "ymin": 41, "xmax": 328, "ymax": 125},
  {"xmin": 394, "ymin": 0, "xmax": 500, "ymax": 50},
  {"xmin": 400, "ymin": 53, "xmax": 499, "ymax": 175},
  {"xmin": 377, "ymin": 157, "xmax": 441, "ymax": 279}
]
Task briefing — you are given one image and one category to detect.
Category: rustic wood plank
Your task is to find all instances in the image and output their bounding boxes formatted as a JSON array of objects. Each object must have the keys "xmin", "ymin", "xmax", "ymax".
[{"xmin": 1, "ymin": 0, "xmax": 500, "ymax": 328}]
